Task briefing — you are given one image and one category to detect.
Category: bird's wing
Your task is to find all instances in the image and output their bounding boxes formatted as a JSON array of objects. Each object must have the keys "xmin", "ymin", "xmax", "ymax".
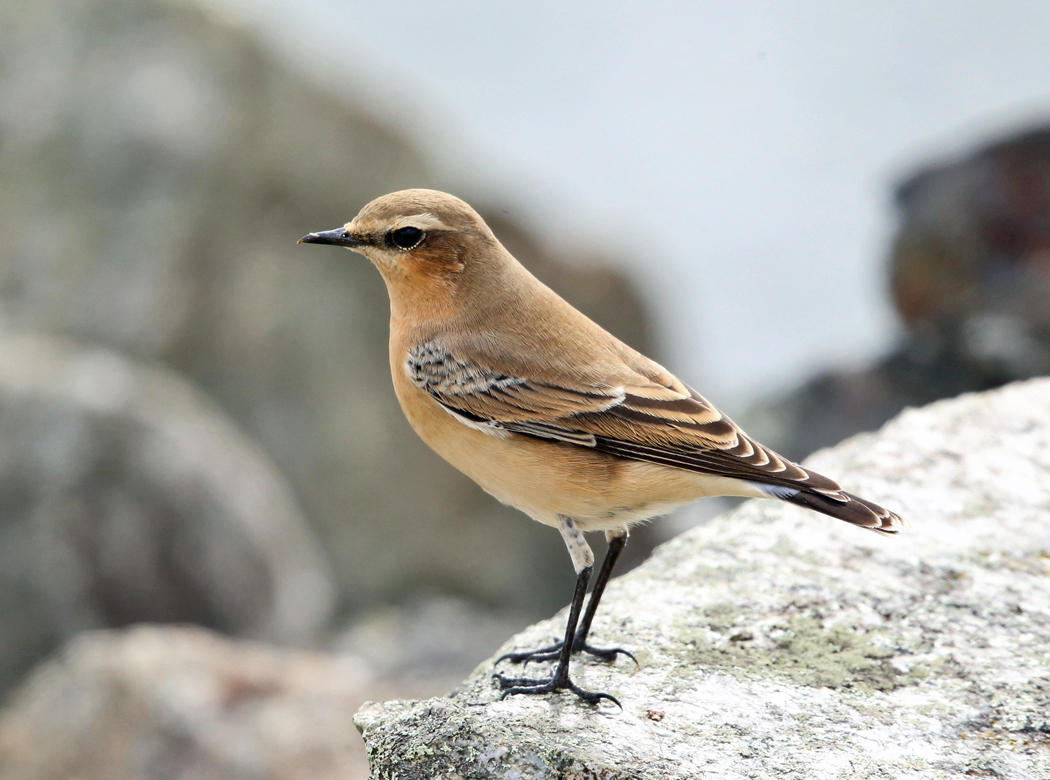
[
  {"xmin": 406, "ymin": 340, "xmax": 838, "ymax": 494},
  {"xmin": 407, "ymin": 339, "xmax": 901, "ymax": 533}
]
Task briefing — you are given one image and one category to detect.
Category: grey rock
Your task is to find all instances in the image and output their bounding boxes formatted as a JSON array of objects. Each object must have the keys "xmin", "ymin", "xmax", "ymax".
[
  {"xmin": 355, "ymin": 379, "xmax": 1050, "ymax": 779},
  {"xmin": 0, "ymin": 626, "xmax": 374, "ymax": 780},
  {"xmin": 0, "ymin": 335, "xmax": 335, "ymax": 694}
]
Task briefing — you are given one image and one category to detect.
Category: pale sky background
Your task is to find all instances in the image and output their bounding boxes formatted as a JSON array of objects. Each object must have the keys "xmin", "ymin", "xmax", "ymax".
[{"xmin": 215, "ymin": 0, "xmax": 1050, "ymax": 405}]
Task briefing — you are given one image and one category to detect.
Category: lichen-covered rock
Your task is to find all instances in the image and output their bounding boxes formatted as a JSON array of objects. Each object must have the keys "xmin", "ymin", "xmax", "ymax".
[{"xmin": 356, "ymin": 379, "xmax": 1050, "ymax": 779}]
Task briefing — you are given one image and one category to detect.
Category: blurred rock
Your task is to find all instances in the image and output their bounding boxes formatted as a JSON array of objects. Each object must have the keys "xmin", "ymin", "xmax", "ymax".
[
  {"xmin": 746, "ymin": 345, "xmax": 976, "ymax": 459},
  {"xmin": 0, "ymin": 626, "xmax": 373, "ymax": 780},
  {"xmin": 891, "ymin": 126, "xmax": 1050, "ymax": 368},
  {"xmin": 0, "ymin": 335, "xmax": 335, "ymax": 695},
  {"xmin": 0, "ymin": 0, "xmax": 659, "ymax": 619},
  {"xmin": 331, "ymin": 594, "xmax": 533, "ymax": 697},
  {"xmin": 750, "ymin": 125, "xmax": 1050, "ymax": 456},
  {"xmin": 357, "ymin": 379, "xmax": 1050, "ymax": 779}
]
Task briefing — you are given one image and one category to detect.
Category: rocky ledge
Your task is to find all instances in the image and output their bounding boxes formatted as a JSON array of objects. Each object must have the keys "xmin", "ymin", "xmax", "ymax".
[{"xmin": 356, "ymin": 379, "xmax": 1050, "ymax": 779}]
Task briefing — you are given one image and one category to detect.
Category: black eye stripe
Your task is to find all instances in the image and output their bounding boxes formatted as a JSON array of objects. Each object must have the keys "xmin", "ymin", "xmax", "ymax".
[{"xmin": 388, "ymin": 226, "xmax": 425, "ymax": 250}]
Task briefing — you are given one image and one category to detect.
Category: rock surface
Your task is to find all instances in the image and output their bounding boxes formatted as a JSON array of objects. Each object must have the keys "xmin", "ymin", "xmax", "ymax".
[
  {"xmin": 356, "ymin": 379, "xmax": 1050, "ymax": 779},
  {"xmin": 0, "ymin": 626, "xmax": 375, "ymax": 780}
]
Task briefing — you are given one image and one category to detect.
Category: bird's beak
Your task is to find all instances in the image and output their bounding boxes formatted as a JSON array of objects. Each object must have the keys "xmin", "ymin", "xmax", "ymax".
[{"xmin": 297, "ymin": 227, "xmax": 366, "ymax": 248}]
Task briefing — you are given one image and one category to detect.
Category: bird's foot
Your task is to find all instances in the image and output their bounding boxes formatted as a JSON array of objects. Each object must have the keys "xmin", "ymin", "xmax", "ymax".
[
  {"xmin": 496, "ymin": 637, "xmax": 637, "ymax": 667},
  {"xmin": 492, "ymin": 670, "xmax": 621, "ymax": 708}
]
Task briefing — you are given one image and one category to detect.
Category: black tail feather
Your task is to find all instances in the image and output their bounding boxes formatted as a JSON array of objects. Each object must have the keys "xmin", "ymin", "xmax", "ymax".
[{"xmin": 779, "ymin": 488, "xmax": 902, "ymax": 534}]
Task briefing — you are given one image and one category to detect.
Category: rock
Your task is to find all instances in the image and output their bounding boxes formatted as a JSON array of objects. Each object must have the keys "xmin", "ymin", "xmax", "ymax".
[
  {"xmin": 0, "ymin": 626, "xmax": 374, "ymax": 780},
  {"xmin": 745, "ymin": 345, "xmax": 977, "ymax": 460},
  {"xmin": 0, "ymin": 0, "xmax": 660, "ymax": 615},
  {"xmin": 749, "ymin": 125, "xmax": 1050, "ymax": 457},
  {"xmin": 331, "ymin": 594, "xmax": 534, "ymax": 696},
  {"xmin": 0, "ymin": 335, "xmax": 335, "ymax": 695},
  {"xmin": 890, "ymin": 126, "xmax": 1050, "ymax": 371},
  {"xmin": 355, "ymin": 379, "xmax": 1050, "ymax": 779}
]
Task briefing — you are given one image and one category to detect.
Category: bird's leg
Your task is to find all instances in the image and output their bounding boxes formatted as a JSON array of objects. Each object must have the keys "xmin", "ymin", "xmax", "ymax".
[
  {"xmin": 497, "ymin": 528, "xmax": 635, "ymax": 666},
  {"xmin": 493, "ymin": 517, "xmax": 619, "ymax": 706},
  {"xmin": 567, "ymin": 529, "xmax": 636, "ymax": 663}
]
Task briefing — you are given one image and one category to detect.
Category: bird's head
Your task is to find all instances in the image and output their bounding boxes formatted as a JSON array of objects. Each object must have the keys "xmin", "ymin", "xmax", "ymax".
[{"xmin": 298, "ymin": 189, "xmax": 503, "ymax": 288}]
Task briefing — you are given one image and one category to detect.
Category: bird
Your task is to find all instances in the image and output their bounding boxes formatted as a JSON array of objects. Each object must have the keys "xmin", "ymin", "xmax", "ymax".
[{"xmin": 299, "ymin": 189, "xmax": 902, "ymax": 707}]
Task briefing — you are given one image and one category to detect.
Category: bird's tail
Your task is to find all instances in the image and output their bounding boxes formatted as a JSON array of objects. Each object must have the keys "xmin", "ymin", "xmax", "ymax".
[
  {"xmin": 755, "ymin": 482, "xmax": 902, "ymax": 533},
  {"xmin": 784, "ymin": 487, "xmax": 902, "ymax": 534}
]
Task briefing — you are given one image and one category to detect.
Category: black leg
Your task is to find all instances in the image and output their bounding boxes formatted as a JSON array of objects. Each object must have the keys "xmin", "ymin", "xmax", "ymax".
[
  {"xmin": 570, "ymin": 532, "xmax": 635, "ymax": 661},
  {"xmin": 496, "ymin": 533, "xmax": 636, "ymax": 667},
  {"xmin": 493, "ymin": 565, "xmax": 620, "ymax": 707}
]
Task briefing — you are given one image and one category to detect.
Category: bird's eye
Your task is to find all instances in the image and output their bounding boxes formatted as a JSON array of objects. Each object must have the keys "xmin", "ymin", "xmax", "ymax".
[{"xmin": 388, "ymin": 226, "xmax": 425, "ymax": 250}]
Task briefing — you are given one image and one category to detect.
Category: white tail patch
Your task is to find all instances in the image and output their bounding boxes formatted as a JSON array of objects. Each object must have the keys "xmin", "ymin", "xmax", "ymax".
[{"xmin": 751, "ymin": 482, "xmax": 800, "ymax": 500}]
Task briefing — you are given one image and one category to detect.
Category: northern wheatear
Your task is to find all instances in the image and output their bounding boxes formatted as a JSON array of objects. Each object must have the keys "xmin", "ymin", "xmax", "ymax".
[{"xmin": 300, "ymin": 189, "xmax": 901, "ymax": 707}]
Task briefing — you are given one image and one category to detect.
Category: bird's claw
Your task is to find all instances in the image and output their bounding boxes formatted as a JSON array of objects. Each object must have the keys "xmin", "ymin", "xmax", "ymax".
[
  {"xmin": 492, "ymin": 672, "xmax": 621, "ymax": 709},
  {"xmin": 496, "ymin": 638, "xmax": 637, "ymax": 667}
]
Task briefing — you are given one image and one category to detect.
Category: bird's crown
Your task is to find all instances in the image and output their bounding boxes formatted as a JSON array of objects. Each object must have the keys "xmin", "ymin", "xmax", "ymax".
[{"xmin": 353, "ymin": 189, "xmax": 486, "ymax": 236}]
